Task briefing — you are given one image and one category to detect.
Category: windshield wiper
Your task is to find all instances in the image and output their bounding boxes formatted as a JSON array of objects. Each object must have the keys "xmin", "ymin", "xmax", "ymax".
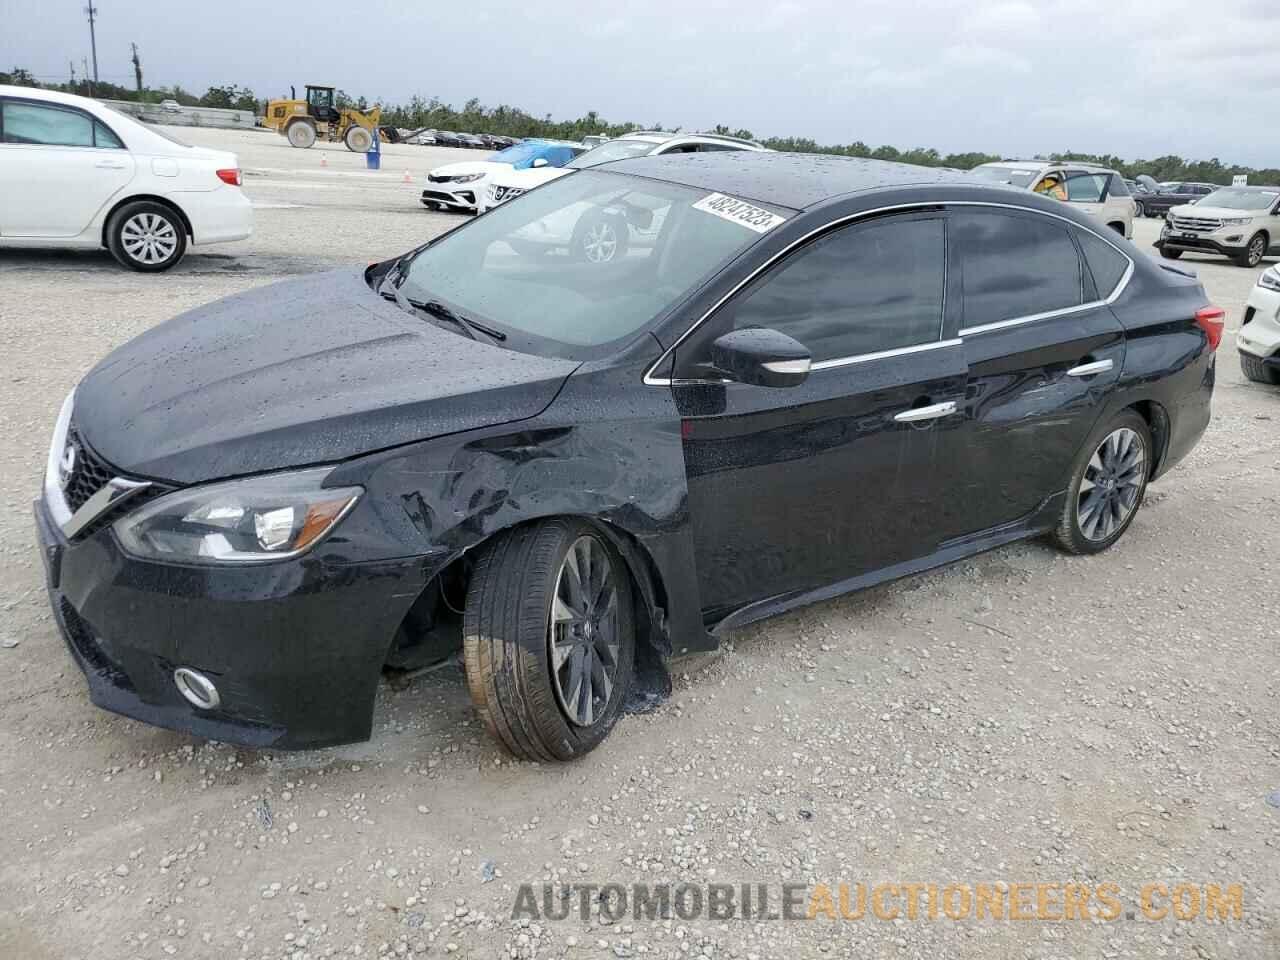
[{"xmin": 411, "ymin": 299, "xmax": 507, "ymax": 343}]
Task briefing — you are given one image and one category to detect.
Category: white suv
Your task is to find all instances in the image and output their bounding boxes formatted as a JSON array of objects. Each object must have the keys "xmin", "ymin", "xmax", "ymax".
[
  {"xmin": 1238, "ymin": 264, "xmax": 1280, "ymax": 384},
  {"xmin": 479, "ymin": 132, "xmax": 766, "ymax": 213},
  {"xmin": 1156, "ymin": 185, "xmax": 1280, "ymax": 268},
  {"xmin": 970, "ymin": 161, "xmax": 1135, "ymax": 239}
]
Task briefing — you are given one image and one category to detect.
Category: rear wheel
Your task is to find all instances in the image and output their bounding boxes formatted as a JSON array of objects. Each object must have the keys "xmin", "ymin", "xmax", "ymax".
[
  {"xmin": 344, "ymin": 125, "xmax": 373, "ymax": 153},
  {"xmin": 1052, "ymin": 410, "xmax": 1151, "ymax": 555},
  {"xmin": 286, "ymin": 120, "xmax": 317, "ymax": 148},
  {"xmin": 106, "ymin": 201, "xmax": 186, "ymax": 272},
  {"xmin": 1240, "ymin": 352, "xmax": 1280, "ymax": 384},
  {"xmin": 463, "ymin": 520, "xmax": 635, "ymax": 761},
  {"xmin": 1235, "ymin": 232, "xmax": 1268, "ymax": 268}
]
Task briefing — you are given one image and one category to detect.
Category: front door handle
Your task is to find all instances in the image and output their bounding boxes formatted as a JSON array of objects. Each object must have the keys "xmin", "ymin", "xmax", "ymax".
[
  {"xmin": 1066, "ymin": 358, "xmax": 1114, "ymax": 377},
  {"xmin": 894, "ymin": 400, "xmax": 957, "ymax": 423}
]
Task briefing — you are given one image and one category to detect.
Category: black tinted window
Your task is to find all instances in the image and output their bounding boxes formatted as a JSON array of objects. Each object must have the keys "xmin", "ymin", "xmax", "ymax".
[
  {"xmin": 1076, "ymin": 230, "xmax": 1129, "ymax": 298},
  {"xmin": 1108, "ymin": 175, "xmax": 1130, "ymax": 197},
  {"xmin": 728, "ymin": 216, "xmax": 946, "ymax": 362},
  {"xmin": 955, "ymin": 211, "xmax": 1082, "ymax": 327}
]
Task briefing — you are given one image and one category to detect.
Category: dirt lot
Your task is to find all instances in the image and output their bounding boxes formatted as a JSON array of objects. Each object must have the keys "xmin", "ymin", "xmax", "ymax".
[{"xmin": 0, "ymin": 127, "xmax": 1277, "ymax": 960}]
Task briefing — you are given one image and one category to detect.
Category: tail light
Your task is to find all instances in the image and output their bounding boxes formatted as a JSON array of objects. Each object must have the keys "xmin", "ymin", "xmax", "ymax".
[
  {"xmin": 216, "ymin": 168, "xmax": 242, "ymax": 186},
  {"xmin": 1194, "ymin": 306, "xmax": 1225, "ymax": 352}
]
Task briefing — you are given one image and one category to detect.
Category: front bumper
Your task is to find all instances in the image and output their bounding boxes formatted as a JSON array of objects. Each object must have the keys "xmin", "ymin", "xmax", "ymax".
[
  {"xmin": 1238, "ymin": 283, "xmax": 1280, "ymax": 359},
  {"xmin": 421, "ymin": 185, "xmax": 479, "ymax": 211},
  {"xmin": 34, "ymin": 495, "xmax": 430, "ymax": 750},
  {"xmin": 1155, "ymin": 227, "xmax": 1250, "ymax": 259}
]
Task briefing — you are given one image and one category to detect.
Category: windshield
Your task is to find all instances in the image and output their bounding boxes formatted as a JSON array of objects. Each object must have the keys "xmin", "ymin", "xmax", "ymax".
[
  {"xmin": 397, "ymin": 170, "xmax": 790, "ymax": 358},
  {"xmin": 568, "ymin": 140, "xmax": 660, "ymax": 169},
  {"xmin": 1199, "ymin": 188, "xmax": 1278, "ymax": 211},
  {"xmin": 970, "ymin": 165, "xmax": 1038, "ymax": 188}
]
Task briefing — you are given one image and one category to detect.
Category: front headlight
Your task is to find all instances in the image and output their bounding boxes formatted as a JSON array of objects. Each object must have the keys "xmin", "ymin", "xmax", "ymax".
[
  {"xmin": 1222, "ymin": 216, "xmax": 1254, "ymax": 226},
  {"xmin": 1258, "ymin": 268, "xmax": 1280, "ymax": 292},
  {"xmin": 451, "ymin": 173, "xmax": 484, "ymax": 184},
  {"xmin": 113, "ymin": 467, "xmax": 362, "ymax": 564}
]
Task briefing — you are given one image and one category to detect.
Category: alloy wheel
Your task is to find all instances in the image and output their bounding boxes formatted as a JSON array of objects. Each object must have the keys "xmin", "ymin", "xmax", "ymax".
[
  {"xmin": 548, "ymin": 535, "xmax": 621, "ymax": 727},
  {"xmin": 1247, "ymin": 235, "xmax": 1266, "ymax": 267},
  {"xmin": 121, "ymin": 213, "xmax": 178, "ymax": 265},
  {"xmin": 1077, "ymin": 427, "xmax": 1145, "ymax": 542},
  {"xmin": 582, "ymin": 222, "xmax": 618, "ymax": 263}
]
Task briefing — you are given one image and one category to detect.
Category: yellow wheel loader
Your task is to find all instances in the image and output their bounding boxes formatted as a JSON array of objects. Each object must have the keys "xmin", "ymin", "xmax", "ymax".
[{"xmin": 262, "ymin": 85, "xmax": 392, "ymax": 152}]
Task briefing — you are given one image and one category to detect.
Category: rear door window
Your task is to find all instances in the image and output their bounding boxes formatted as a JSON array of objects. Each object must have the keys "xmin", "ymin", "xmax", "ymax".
[
  {"xmin": 1, "ymin": 101, "xmax": 95, "ymax": 146},
  {"xmin": 954, "ymin": 210, "xmax": 1083, "ymax": 328}
]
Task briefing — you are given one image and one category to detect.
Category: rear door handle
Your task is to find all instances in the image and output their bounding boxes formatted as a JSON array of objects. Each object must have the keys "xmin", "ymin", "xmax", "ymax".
[
  {"xmin": 1066, "ymin": 358, "xmax": 1114, "ymax": 377},
  {"xmin": 894, "ymin": 400, "xmax": 957, "ymax": 423},
  {"xmin": 95, "ymin": 160, "xmax": 127, "ymax": 169}
]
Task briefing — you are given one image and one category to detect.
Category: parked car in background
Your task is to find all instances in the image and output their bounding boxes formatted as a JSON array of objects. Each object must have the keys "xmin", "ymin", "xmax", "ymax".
[
  {"xmin": 479, "ymin": 131, "xmax": 767, "ymax": 213},
  {"xmin": 0, "ymin": 84, "xmax": 251, "ymax": 271},
  {"xmin": 421, "ymin": 139, "xmax": 583, "ymax": 212},
  {"xmin": 1137, "ymin": 182, "xmax": 1215, "ymax": 218},
  {"xmin": 406, "ymin": 131, "xmax": 437, "ymax": 146},
  {"xmin": 433, "ymin": 130, "xmax": 463, "ymax": 148},
  {"xmin": 456, "ymin": 133, "xmax": 487, "ymax": 149},
  {"xmin": 970, "ymin": 160, "xmax": 1134, "ymax": 238},
  {"xmin": 1156, "ymin": 185, "xmax": 1280, "ymax": 267},
  {"xmin": 1238, "ymin": 263, "xmax": 1280, "ymax": 383},
  {"xmin": 36, "ymin": 152, "xmax": 1220, "ymax": 759}
]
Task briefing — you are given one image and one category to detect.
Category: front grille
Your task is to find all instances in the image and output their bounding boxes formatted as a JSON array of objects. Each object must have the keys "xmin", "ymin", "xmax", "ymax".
[
  {"xmin": 62, "ymin": 426, "xmax": 114, "ymax": 512},
  {"xmin": 60, "ymin": 598, "xmax": 133, "ymax": 689},
  {"xmin": 427, "ymin": 174, "xmax": 453, "ymax": 183},
  {"xmin": 1169, "ymin": 215, "xmax": 1224, "ymax": 232}
]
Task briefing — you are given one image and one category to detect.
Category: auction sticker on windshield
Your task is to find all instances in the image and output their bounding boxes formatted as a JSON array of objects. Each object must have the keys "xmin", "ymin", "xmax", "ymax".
[{"xmin": 693, "ymin": 193, "xmax": 788, "ymax": 233}]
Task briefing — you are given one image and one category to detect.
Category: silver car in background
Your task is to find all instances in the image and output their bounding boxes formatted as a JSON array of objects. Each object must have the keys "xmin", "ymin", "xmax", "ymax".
[{"xmin": 971, "ymin": 160, "xmax": 1135, "ymax": 239}]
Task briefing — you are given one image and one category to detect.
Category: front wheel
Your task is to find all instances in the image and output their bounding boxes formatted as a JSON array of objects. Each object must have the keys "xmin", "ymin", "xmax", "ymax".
[
  {"xmin": 1235, "ymin": 232, "xmax": 1268, "ymax": 268},
  {"xmin": 106, "ymin": 201, "xmax": 187, "ymax": 272},
  {"xmin": 1160, "ymin": 247, "xmax": 1183, "ymax": 260},
  {"xmin": 571, "ymin": 214, "xmax": 629, "ymax": 264},
  {"xmin": 1240, "ymin": 352, "xmax": 1280, "ymax": 385},
  {"xmin": 1135, "ymin": 201, "xmax": 1145, "ymax": 218},
  {"xmin": 1052, "ymin": 411, "xmax": 1151, "ymax": 555},
  {"xmin": 463, "ymin": 521, "xmax": 635, "ymax": 761}
]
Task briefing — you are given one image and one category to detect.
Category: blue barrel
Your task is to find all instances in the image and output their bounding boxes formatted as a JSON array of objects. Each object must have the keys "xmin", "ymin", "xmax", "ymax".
[{"xmin": 366, "ymin": 130, "xmax": 381, "ymax": 170}]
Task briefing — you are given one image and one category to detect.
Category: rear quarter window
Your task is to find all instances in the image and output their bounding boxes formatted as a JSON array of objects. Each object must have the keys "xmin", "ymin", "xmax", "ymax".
[{"xmin": 1076, "ymin": 230, "xmax": 1130, "ymax": 299}]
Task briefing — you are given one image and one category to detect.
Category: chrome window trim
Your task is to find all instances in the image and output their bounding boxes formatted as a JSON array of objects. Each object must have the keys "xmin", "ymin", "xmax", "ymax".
[
  {"xmin": 643, "ymin": 199, "xmax": 1136, "ymax": 386},
  {"xmin": 810, "ymin": 338, "xmax": 962, "ymax": 371}
]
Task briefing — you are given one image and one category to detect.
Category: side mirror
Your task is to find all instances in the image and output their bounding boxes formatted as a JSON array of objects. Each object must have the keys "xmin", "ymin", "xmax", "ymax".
[
  {"xmin": 531, "ymin": 158, "xmax": 550, "ymax": 168},
  {"xmin": 710, "ymin": 328, "xmax": 811, "ymax": 388}
]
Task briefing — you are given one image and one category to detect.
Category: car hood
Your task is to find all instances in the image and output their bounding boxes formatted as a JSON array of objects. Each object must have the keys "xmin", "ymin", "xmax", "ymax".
[
  {"xmin": 1167, "ymin": 204, "xmax": 1261, "ymax": 219},
  {"xmin": 491, "ymin": 166, "xmax": 572, "ymax": 190},
  {"xmin": 428, "ymin": 160, "xmax": 510, "ymax": 178},
  {"xmin": 73, "ymin": 269, "xmax": 579, "ymax": 485}
]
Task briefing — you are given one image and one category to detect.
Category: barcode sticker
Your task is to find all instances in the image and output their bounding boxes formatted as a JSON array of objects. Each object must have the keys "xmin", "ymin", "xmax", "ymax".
[{"xmin": 692, "ymin": 193, "xmax": 787, "ymax": 233}]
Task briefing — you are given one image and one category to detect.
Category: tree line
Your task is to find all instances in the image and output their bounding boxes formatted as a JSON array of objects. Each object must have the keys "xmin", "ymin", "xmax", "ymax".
[{"xmin": 4, "ymin": 66, "xmax": 1276, "ymax": 185}]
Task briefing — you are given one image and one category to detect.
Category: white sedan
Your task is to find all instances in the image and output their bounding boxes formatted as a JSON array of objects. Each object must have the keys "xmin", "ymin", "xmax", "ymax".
[{"xmin": 0, "ymin": 85, "xmax": 252, "ymax": 271}]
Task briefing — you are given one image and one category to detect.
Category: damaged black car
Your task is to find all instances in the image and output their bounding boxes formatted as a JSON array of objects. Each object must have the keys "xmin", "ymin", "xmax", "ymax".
[{"xmin": 35, "ymin": 152, "xmax": 1218, "ymax": 759}]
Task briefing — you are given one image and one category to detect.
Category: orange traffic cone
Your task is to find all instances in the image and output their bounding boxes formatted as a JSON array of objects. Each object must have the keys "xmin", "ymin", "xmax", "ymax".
[
  {"xmin": 402, "ymin": 170, "xmax": 413, "ymax": 184},
  {"xmin": 320, "ymin": 154, "xmax": 327, "ymax": 168}
]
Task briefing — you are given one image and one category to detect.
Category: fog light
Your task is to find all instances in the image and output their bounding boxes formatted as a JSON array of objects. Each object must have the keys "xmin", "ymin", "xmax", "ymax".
[
  {"xmin": 174, "ymin": 667, "xmax": 220, "ymax": 710},
  {"xmin": 1224, "ymin": 235, "xmax": 1242, "ymax": 243}
]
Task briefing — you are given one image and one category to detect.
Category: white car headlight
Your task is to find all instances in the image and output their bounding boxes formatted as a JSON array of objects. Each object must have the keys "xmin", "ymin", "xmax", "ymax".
[
  {"xmin": 1222, "ymin": 216, "xmax": 1254, "ymax": 226},
  {"xmin": 450, "ymin": 173, "xmax": 484, "ymax": 184},
  {"xmin": 1258, "ymin": 268, "xmax": 1280, "ymax": 292},
  {"xmin": 114, "ymin": 467, "xmax": 361, "ymax": 564}
]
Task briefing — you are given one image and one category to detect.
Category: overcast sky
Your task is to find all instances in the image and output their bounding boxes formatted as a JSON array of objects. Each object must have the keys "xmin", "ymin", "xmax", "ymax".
[{"xmin": 3, "ymin": 0, "xmax": 1278, "ymax": 167}]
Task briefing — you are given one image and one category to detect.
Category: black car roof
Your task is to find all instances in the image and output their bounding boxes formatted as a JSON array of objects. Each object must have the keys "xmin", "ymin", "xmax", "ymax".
[{"xmin": 602, "ymin": 151, "xmax": 978, "ymax": 210}]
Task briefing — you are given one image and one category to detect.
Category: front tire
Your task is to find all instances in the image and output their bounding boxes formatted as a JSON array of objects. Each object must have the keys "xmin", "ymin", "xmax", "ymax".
[
  {"xmin": 1052, "ymin": 410, "xmax": 1151, "ymax": 555},
  {"xmin": 1160, "ymin": 247, "xmax": 1183, "ymax": 260},
  {"xmin": 1135, "ymin": 201, "xmax": 1145, "ymax": 218},
  {"xmin": 463, "ymin": 521, "xmax": 635, "ymax": 761},
  {"xmin": 1236, "ymin": 232, "xmax": 1268, "ymax": 268},
  {"xmin": 344, "ymin": 125, "xmax": 373, "ymax": 153},
  {"xmin": 1240, "ymin": 352, "xmax": 1280, "ymax": 384},
  {"xmin": 106, "ymin": 201, "xmax": 187, "ymax": 272}
]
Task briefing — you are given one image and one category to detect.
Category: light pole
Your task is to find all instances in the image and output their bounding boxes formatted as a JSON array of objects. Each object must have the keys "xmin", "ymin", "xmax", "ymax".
[{"xmin": 85, "ymin": 3, "xmax": 99, "ymax": 95}]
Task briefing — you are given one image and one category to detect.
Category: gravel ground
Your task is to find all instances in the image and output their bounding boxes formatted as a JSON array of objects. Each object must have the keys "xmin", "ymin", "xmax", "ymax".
[{"xmin": 0, "ymin": 127, "xmax": 1277, "ymax": 960}]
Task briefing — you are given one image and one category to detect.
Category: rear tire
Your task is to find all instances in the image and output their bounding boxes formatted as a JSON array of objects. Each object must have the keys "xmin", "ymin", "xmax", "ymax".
[
  {"xmin": 1240, "ymin": 352, "xmax": 1280, "ymax": 384},
  {"xmin": 463, "ymin": 520, "xmax": 635, "ymax": 761},
  {"xmin": 106, "ymin": 200, "xmax": 187, "ymax": 272},
  {"xmin": 1235, "ymin": 232, "xmax": 1268, "ymax": 268},
  {"xmin": 344, "ymin": 125, "xmax": 373, "ymax": 153},
  {"xmin": 1052, "ymin": 410, "xmax": 1151, "ymax": 556},
  {"xmin": 286, "ymin": 120, "xmax": 317, "ymax": 148}
]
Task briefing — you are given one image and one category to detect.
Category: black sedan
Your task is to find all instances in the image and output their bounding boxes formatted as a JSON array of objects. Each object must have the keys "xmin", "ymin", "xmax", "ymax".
[
  {"xmin": 35, "ymin": 153, "xmax": 1220, "ymax": 759},
  {"xmin": 1138, "ymin": 181, "xmax": 1216, "ymax": 218}
]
